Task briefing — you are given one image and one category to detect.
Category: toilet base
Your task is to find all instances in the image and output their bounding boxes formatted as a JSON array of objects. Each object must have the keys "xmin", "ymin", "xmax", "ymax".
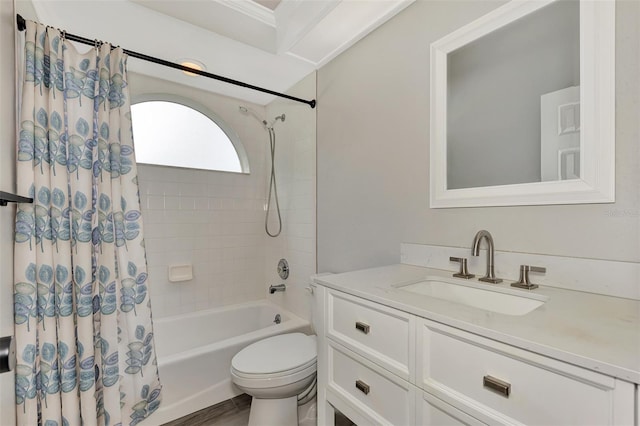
[{"xmin": 248, "ymin": 395, "xmax": 298, "ymax": 426}]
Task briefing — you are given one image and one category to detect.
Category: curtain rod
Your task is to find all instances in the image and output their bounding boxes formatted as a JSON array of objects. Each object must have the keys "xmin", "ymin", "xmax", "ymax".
[{"xmin": 15, "ymin": 14, "xmax": 316, "ymax": 109}]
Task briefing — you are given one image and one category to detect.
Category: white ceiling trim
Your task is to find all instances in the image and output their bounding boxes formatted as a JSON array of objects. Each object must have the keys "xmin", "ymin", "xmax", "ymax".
[
  {"xmin": 218, "ymin": 0, "xmax": 276, "ymax": 27},
  {"xmin": 130, "ymin": 0, "xmax": 278, "ymax": 53},
  {"xmin": 22, "ymin": 0, "xmax": 415, "ymax": 105},
  {"xmin": 287, "ymin": 0, "xmax": 415, "ymax": 68},
  {"xmin": 130, "ymin": 0, "xmax": 416, "ymax": 69},
  {"xmin": 274, "ymin": 0, "xmax": 341, "ymax": 54}
]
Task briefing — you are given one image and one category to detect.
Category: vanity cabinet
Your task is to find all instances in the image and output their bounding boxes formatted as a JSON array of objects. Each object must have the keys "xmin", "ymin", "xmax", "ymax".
[
  {"xmin": 418, "ymin": 319, "xmax": 635, "ymax": 426},
  {"xmin": 316, "ymin": 286, "xmax": 636, "ymax": 426}
]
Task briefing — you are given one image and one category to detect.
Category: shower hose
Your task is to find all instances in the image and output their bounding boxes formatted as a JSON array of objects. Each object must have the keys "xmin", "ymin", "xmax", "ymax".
[{"xmin": 265, "ymin": 126, "xmax": 282, "ymax": 237}]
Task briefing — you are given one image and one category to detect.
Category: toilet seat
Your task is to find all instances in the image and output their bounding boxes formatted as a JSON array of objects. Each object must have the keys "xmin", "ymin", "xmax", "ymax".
[
  {"xmin": 232, "ymin": 357, "xmax": 316, "ymax": 380},
  {"xmin": 231, "ymin": 333, "xmax": 317, "ymax": 375}
]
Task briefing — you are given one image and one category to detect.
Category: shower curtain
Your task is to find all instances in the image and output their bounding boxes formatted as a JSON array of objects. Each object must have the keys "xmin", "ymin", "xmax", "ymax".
[{"xmin": 13, "ymin": 21, "xmax": 162, "ymax": 426}]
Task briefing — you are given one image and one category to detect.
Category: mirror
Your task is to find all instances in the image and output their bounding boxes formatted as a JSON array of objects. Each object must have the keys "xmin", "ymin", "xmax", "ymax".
[{"xmin": 430, "ymin": 0, "xmax": 615, "ymax": 208}]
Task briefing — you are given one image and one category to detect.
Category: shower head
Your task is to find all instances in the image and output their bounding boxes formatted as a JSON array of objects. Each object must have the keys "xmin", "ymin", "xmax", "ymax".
[
  {"xmin": 266, "ymin": 114, "xmax": 285, "ymax": 128},
  {"xmin": 239, "ymin": 106, "xmax": 267, "ymax": 127},
  {"xmin": 239, "ymin": 106, "xmax": 286, "ymax": 129}
]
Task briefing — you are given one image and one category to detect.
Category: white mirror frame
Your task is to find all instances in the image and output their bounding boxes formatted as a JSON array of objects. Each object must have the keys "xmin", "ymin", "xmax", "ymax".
[{"xmin": 430, "ymin": 0, "xmax": 615, "ymax": 208}]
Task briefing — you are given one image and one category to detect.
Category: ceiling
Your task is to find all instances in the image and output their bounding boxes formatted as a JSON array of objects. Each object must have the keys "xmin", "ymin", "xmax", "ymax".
[
  {"xmin": 20, "ymin": 0, "xmax": 415, "ymax": 106},
  {"xmin": 252, "ymin": 0, "xmax": 281, "ymax": 11}
]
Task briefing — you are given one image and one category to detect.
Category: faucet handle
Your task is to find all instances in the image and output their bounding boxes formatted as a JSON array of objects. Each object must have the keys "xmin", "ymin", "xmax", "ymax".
[
  {"xmin": 511, "ymin": 265, "xmax": 545, "ymax": 290},
  {"xmin": 450, "ymin": 257, "xmax": 475, "ymax": 279}
]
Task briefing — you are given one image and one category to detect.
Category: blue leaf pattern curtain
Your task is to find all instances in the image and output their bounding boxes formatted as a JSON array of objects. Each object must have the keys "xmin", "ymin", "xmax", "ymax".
[{"xmin": 14, "ymin": 21, "xmax": 162, "ymax": 426}]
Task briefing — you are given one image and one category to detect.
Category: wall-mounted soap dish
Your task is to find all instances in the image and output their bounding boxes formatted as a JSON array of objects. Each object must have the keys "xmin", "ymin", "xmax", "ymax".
[{"xmin": 169, "ymin": 264, "xmax": 193, "ymax": 282}]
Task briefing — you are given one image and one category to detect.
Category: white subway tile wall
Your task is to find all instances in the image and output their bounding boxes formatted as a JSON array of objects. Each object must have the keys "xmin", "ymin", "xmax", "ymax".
[
  {"xmin": 131, "ymin": 72, "xmax": 317, "ymax": 320},
  {"xmin": 264, "ymin": 75, "xmax": 318, "ymax": 321},
  {"xmin": 139, "ymin": 165, "xmax": 268, "ymax": 318}
]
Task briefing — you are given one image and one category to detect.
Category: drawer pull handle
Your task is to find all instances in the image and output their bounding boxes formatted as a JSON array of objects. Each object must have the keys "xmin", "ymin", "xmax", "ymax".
[
  {"xmin": 355, "ymin": 380, "xmax": 370, "ymax": 395},
  {"xmin": 355, "ymin": 322, "xmax": 370, "ymax": 334},
  {"xmin": 483, "ymin": 375, "xmax": 511, "ymax": 397}
]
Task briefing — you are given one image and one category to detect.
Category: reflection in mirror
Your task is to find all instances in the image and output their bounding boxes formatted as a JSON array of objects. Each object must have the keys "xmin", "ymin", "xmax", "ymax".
[
  {"xmin": 447, "ymin": 0, "xmax": 579, "ymax": 190},
  {"xmin": 429, "ymin": 0, "xmax": 615, "ymax": 208}
]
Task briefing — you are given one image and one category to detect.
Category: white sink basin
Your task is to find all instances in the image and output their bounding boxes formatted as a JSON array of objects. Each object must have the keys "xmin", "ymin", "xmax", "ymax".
[{"xmin": 392, "ymin": 276, "xmax": 548, "ymax": 316}]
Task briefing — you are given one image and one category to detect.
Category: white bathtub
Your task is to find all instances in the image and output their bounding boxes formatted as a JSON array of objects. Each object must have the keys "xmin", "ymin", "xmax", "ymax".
[{"xmin": 149, "ymin": 301, "xmax": 310, "ymax": 425}]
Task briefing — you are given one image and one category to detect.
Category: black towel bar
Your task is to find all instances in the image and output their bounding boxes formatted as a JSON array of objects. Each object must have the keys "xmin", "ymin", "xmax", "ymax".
[{"xmin": 0, "ymin": 191, "xmax": 33, "ymax": 206}]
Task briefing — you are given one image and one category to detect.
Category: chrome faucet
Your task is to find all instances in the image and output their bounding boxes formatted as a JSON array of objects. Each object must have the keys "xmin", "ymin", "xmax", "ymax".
[
  {"xmin": 269, "ymin": 283, "xmax": 286, "ymax": 294},
  {"xmin": 471, "ymin": 230, "xmax": 502, "ymax": 284}
]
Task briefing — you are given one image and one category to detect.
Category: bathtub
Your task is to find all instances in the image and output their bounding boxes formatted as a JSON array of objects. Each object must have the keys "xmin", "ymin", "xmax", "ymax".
[{"xmin": 149, "ymin": 300, "xmax": 310, "ymax": 425}]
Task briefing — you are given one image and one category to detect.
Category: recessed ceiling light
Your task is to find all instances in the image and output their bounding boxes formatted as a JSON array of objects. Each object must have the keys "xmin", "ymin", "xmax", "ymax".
[{"xmin": 178, "ymin": 59, "xmax": 206, "ymax": 76}]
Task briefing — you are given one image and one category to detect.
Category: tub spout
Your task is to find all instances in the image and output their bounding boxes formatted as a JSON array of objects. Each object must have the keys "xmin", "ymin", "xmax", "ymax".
[{"xmin": 269, "ymin": 284, "xmax": 286, "ymax": 294}]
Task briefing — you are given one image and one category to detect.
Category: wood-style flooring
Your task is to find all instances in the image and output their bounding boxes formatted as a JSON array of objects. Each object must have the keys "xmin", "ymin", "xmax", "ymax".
[
  {"xmin": 161, "ymin": 393, "xmax": 356, "ymax": 426},
  {"xmin": 162, "ymin": 394, "xmax": 251, "ymax": 426}
]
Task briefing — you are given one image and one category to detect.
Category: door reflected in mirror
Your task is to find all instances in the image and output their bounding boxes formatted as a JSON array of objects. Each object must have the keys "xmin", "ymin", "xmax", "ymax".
[{"xmin": 540, "ymin": 86, "xmax": 580, "ymax": 182}]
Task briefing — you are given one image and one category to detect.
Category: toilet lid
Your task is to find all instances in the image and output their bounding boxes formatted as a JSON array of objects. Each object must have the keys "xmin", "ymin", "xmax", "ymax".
[{"xmin": 231, "ymin": 333, "xmax": 317, "ymax": 375}]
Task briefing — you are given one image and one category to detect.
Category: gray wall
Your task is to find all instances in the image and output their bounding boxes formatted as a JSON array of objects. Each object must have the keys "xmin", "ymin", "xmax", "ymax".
[{"xmin": 317, "ymin": 0, "xmax": 639, "ymax": 273}]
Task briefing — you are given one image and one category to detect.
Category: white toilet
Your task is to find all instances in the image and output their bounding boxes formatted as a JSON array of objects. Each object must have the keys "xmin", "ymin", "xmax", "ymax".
[{"xmin": 231, "ymin": 332, "xmax": 317, "ymax": 426}]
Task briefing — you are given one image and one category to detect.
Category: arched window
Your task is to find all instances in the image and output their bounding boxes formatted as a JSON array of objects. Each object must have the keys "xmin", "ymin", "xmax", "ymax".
[{"xmin": 131, "ymin": 97, "xmax": 249, "ymax": 173}]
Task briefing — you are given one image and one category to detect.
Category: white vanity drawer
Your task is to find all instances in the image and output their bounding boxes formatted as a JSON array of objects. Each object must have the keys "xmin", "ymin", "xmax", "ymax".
[
  {"xmin": 419, "ymin": 319, "xmax": 635, "ymax": 425},
  {"xmin": 327, "ymin": 289, "xmax": 415, "ymax": 380},
  {"xmin": 418, "ymin": 391, "xmax": 486, "ymax": 426},
  {"xmin": 327, "ymin": 340, "xmax": 415, "ymax": 426}
]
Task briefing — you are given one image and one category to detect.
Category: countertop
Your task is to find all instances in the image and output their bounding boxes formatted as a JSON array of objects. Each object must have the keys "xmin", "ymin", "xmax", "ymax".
[{"xmin": 313, "ymin": 264, "xmax": 640, "ymax": 384}]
